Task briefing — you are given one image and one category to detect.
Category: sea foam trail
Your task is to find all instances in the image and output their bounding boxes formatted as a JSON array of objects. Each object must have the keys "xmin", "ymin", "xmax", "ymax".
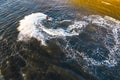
[
  {"xmin": 17, "ymin": 13, "xmax": 120, "ymax": 67},
  {"xmin": 17, "ymin": 13, "xmax": 88, "ymax": 45}
]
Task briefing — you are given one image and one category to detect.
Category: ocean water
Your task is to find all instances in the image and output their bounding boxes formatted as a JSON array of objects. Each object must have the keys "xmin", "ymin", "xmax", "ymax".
[
  {"xmin": 0, "ymin": 0, "xmax": 120, "ymax": 80},
  {"xmin": 71, "ymin": 0, "xmax": 120, "ymax": 20}
]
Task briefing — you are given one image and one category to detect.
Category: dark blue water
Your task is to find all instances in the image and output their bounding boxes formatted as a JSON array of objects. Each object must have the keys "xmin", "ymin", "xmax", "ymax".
[{"xmin": 0, "ymin": 0, "xmax": 120, "ymax": 80}]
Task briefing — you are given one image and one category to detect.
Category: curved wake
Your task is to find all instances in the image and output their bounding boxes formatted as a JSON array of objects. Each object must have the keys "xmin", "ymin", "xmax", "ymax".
[
  {"xmin": 17, "ymin": 13, "xmax": 120, "ymax": 68},
  {"xmin": 17, "ymin": 13, "xmax": 88, "ymax": 45}
]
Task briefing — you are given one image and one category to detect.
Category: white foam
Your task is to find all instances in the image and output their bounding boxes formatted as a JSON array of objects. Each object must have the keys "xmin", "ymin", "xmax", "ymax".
[
  {"xmin": 64, "ymin": 15, "xmax": 120, "ymax": 67},
  {"xmin": 17, "ymin": 12, "xmax": 87, "ymax": 45},
  {"xmin": 84, "ymin": 15, "xmax": 120, "ymax": 28},
  {"xmin": 82, "ymin": 15, "xmax": 120, "ymax": 67},
  {"xmin": 17, "ymin": 13, "xmax": 120, "ymax": 67}
]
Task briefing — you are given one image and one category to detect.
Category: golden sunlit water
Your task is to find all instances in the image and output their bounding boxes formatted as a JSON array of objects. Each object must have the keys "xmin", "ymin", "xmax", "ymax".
[{"xmin": 71, "ymin": 0, "xmax": 120, "ymax": 20}]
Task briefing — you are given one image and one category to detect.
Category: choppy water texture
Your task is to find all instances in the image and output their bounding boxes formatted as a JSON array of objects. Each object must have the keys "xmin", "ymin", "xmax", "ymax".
[{"xmin": 0, "ymin": 0, "xmax": 120, "ymax": 80}]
